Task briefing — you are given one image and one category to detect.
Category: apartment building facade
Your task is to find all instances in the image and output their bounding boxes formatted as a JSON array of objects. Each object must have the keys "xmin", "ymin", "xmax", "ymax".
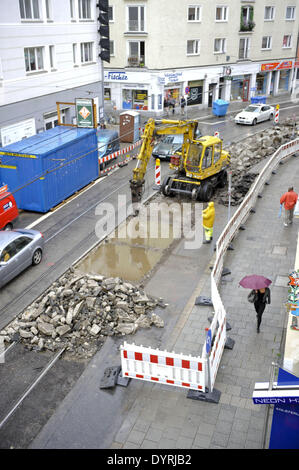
[
  {"xmin": 105, "ymin": 0, "xmax": 299, "ymax": 113},
  {"xmin": 0, "ymin": 0, "xmax": 104, "ymax": 146}
]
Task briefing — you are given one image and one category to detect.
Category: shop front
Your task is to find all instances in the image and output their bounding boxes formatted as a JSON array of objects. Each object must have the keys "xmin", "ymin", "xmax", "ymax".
[
  {"xmin": 164, "ymin": 83, "xmax": 181, "ymax": 107},
  {"xmin": 278, "ymin": 69, "xmax": 291, "ymax": 92},
  {"xmin": 122, "ymin": 88, "xmax": 149, "ymax": 110},
  {"xmin": 256, "ymin": 72, "xmax": 267, "ymax": 95},
  {"xmin": 230, "ymin": 74, "xmax": 251, "ymax": 101},
  {"xmin": 186, "ymin": 80, "xmax": 203, "ymax": 106}
]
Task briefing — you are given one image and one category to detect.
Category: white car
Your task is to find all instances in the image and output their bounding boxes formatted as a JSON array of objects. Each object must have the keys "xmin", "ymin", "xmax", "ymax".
[{"xmin": 235, "ymin": 104, "xmax": 274, "ymax": 125}]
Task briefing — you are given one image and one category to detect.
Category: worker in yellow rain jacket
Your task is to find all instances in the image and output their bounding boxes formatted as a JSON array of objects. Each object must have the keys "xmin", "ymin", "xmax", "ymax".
[{"xmin": 202, "ymin": 202, "xmax": 215, "ymax": 244}]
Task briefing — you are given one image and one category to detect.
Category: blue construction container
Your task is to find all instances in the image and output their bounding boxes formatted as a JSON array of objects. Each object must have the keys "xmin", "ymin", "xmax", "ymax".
[
  {"xmin": 0, "ymin": 126, "xmax": 98, "ymax": 213},
  {"xmin": 212, "ymin": 99, "xmax": 229, "ymax": 117}
]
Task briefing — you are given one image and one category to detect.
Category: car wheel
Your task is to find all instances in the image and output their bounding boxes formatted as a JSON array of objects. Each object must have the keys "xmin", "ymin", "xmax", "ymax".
[
  {"xmin": 32, "ymin": 249, "xmax": 42, "ymax": 266},
  {"xmin": 4, "ymin": 223, "xmax": 13, "ymax": 230},
  {"xmin": 252, "ymin": 118, "xmax": 257, "ymax": 126},
  {"xmin": 269, "ymin": 113, "xmax": 273, "ymax": 120}
]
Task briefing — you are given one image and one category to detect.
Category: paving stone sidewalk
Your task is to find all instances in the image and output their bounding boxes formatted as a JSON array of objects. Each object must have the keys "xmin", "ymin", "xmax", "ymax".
[
  {"xmin": 109, "ymin": 155, "xmax": 298, "ymax": 450},
  {"xmin": 31, "ymin": 152, "xmax": 298, "ymax": 450}
]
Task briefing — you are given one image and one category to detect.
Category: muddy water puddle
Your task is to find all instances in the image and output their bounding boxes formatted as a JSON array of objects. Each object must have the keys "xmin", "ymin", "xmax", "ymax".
[{"xmin": 77, "ymin": 213, "xmax": 177, "ymax": 281}]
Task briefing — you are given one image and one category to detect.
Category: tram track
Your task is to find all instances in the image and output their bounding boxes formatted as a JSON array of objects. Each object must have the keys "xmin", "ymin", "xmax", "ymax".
[
  {"xmin": 0, "ymin": 347, "xmax": 65, "ymax": 431},
  {"xmin": 0, "ymin": 159, "xmax": 157, "ymax": 330}
]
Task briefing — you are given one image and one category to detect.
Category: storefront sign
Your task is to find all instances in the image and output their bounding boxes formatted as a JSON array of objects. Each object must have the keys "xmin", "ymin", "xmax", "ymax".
[
  {"xmin": 75, "ymin": 98, "xmax": 95, "ymax": 128},
  {"xmin": 164, "ymin": 72, "xmax": 183, "ymax": 83},
  {"xmin": 261, "ymin": 60, "xmax": 293, "ymax": 72},
  {"xmin": 105, "ymin": 71, "xmax": 128, "ymax": 81}
]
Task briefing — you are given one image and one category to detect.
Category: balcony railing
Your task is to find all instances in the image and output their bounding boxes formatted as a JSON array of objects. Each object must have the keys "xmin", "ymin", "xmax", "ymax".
[
  {"xmin": 240, "ymin": 19, "xmax": 255, "ymax": 31},
  {"xmin": 127, "ymin": 20, "xmax": 145, "ymax": 32},
  {"xmin": 127, "ymin": 56, "xmax": 145, "ymax": 67}
]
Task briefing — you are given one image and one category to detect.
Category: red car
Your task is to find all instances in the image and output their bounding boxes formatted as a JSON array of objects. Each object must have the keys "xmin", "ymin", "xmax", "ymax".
[{"xmin": 0, "ymin": 185, "xmax": 19, "ymax": 230}]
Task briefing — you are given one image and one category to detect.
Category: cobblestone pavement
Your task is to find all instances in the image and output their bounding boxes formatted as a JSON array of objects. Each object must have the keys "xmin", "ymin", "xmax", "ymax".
[{"xmin": 31, "ymin": 140, "xmax": 298, "ymax": 449}]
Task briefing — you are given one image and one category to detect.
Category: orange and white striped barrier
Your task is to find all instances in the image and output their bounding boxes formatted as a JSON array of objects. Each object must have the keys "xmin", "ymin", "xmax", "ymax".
[
  {"xmin": 98, "ymin": 139, "xmax": 143, "ymax": 166},
  {"xmin": 155, "ymin": 158, "xmax": 161, "ymax": 186},
  {"xmin": 120, "ymin": 342, "xmax": 206, "ymax": 392},
  {"xmin": 274, "ymin": 105, "xmax": 280, "ymax": 124}
]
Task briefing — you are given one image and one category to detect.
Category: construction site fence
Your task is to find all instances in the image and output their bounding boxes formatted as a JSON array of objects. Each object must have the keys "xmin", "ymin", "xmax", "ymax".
[
  {"xmin": 119, "ymin": 138, "xmax": 299, "ymax": 396},
  {"xmin": 121, "ymin": 342, "xmax": 206, "ymax": 392},
  {"xmin": 207, "ymin": 138, "xmax": 299, "ymax": 390}
]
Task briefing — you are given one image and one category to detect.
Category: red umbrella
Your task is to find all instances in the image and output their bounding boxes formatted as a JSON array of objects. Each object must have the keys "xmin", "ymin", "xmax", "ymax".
[{"xmin": 239, "ymin": 275, "xmax": 272, "ymax": 289}]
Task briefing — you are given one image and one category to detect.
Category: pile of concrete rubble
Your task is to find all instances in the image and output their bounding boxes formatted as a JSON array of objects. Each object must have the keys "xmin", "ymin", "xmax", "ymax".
[
  {"xmin": 0, "ymin": 269, "xmax": 165, "ymax": 359},
  {"xmin": 218, "ymin": 117, "xmax": 298, "ymax": 205}
]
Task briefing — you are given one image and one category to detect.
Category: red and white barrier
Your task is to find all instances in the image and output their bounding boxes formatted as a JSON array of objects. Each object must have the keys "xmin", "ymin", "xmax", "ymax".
[
  {"xmin": 155, "ymin": 158, "xmax": 161, "ymax": 186},
  {"xmin": 98, "ymin": 139, "xmax": 143, "ymax": 166},
  {"xmin": 214, "ymin": 131, "xmax": 219, "ymax": 138},
  {"xmin": 121, "ymin": 342, "xmax": 206, "ymax": 391},
  {"xmin": 274, "ymin": 107, "xmax": 279, "ymax": 124}
]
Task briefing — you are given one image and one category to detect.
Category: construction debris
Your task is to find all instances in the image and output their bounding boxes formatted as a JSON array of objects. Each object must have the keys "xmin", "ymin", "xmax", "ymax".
[{"xmin": 0, "ymin": 269, "xmax": 165, "ymax": 359}]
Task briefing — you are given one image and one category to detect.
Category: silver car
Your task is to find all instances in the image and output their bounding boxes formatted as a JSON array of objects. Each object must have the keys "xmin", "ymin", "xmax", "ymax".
[{"xmin": 0, "ymin": 229, "xmax": 44, "ymax": 288}]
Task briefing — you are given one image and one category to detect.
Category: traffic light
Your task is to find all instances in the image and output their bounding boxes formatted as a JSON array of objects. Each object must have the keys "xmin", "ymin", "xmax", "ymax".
[{"xmin": 97, "ymin": 0, "xmax": 110, "ymax": 63}]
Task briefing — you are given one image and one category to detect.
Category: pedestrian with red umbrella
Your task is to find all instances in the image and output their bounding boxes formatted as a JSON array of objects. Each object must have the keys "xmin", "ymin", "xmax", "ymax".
[{"xmin": 239, "ymin": 275, "xmax": 272, "ymax": 333}]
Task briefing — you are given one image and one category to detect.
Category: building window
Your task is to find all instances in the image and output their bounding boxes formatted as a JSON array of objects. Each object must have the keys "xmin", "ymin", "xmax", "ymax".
[
  {"xmin": 24, "ymin": 47, "xmax": 44, "ymax": 72},
  {"xmin": 282, "ymin": 35, "xmax": 292, "ymax": 48},
  {"xmin": 188, "ymin": 5, "xmax": 201, "ymax": 22},
  {"xmin": 187, "ymin": 40, "xmax": 200, "ymax": 55},
  {"xmin": 108, "ymin": 6, "xmax": 114, "ymax": 21},
  {"xmin": 127, "ymin": 6, "xmax": 145, "ymax": 32},
  {"xmin": 261, "ymin": 36, "xmax": 272, "ymax": 50},
  {"xmin": 264, "ymin": 6, "xmax": 275, "ymax": 20},
  {"xmin": 110, "ymin": 40, "xmax": 114, "ymax": 56},
  {"xmin": 73, "ymin": 43, "xmax": 78, "ymax": 65},
  {"xmin": 49, "ymin": 45, "xmax": 55, "ymax": 69},
  {"xmin": 78, "ymin": 0, "xmax": 91, "ymax": 19},
  {"xmin": 240, "ymin": 5, "xmax": 254, "ymax": 31},
  {"xmin": 214, "ymin": 38, "xmax": 226, "ymax": 54},
  {"xmin": 70, "ymin": 0, "xmax": 75, "ymax": 19},
  {"xmin": 216, "ymin": 6, "xmax": 228, "ymax": 21},
  {"xmin": 127, "ymin": 41, "xmax": 145, "ymax": 66},
  {"xmin": 286, "ymin": 6, "xmax": 296, "ymax": 20},
  {"xmin": 80, "ymin": 42, "xmax": 93, "ymax": 63},
  {"xmin": 19, "ymin": 0, "xmax": 40, "ymax": 19},
  {"xmin": 239, "ymin": 38, "xmax": 250, "ymax": 59},
  {"xmin": 45, "ymin": 0, "xmax": 52, "ymax": 20}
]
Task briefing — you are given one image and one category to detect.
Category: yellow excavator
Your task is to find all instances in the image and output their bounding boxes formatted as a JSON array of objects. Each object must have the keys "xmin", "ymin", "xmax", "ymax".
[{"xmin": 130, "ymin": 118, "xmax": 230, "ymax": 204}]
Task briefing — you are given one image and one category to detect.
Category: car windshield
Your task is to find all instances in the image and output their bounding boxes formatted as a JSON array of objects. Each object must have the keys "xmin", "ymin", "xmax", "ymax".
[
  {"xmin": 244, "ymin": 106, "xmax": 259, "ymax": 113},
  {"xmin": 161, "ymin": 135, "xmax": 183, "ymax": 145}
]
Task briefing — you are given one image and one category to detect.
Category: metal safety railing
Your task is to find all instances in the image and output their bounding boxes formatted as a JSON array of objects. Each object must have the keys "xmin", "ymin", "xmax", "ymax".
[{"xmin": 119, "ymin": 138, "xmax": 299, "ymax": 397}]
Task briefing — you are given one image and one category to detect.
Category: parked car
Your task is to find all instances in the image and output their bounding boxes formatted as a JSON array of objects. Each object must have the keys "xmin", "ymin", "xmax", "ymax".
[
  {"xmin": 0, "ymin": 229, "xmax": 44, "ymax": 288},
  {"xmin": 0, "ymin": 185, "xmax": 18, "ymax": 230},
  {"xmin": 235, "ymin": 104, "xmax": 274, "ymax": 125},
  {"xmin": 152, "ymin": 128, "xmax": 201, "ymax": 161},
  {"xmin": 96, "ymin": 129, "xmax": 120, "ymax": 170}
]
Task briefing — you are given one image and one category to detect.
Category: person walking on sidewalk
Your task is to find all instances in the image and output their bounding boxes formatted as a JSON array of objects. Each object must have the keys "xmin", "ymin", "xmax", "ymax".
[
  {"xmin": 280, "ymin": 186, "xmax": 298, "ymax": 227},
  {"xmin": 180, "ymin": 95, "xmax": 186, "ymax": 116},
  {"xmin": 202, "ymin": 202, "xmax": 215, "ymax": 244},
  {"xmin": 250, "ymin": 288, "xmax": 271, "ymax": 333}
]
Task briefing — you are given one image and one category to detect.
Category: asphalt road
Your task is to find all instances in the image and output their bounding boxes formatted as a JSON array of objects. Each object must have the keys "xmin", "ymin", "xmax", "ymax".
[{"xmin": 0, "ymin": 101, "xmax": 298, "ymax": 332}]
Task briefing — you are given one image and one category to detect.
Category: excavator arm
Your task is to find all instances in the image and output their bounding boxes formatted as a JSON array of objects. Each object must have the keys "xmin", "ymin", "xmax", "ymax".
[{"xmin": 130, "ymin": 118, "xmax": 198, "ymax": 204}]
